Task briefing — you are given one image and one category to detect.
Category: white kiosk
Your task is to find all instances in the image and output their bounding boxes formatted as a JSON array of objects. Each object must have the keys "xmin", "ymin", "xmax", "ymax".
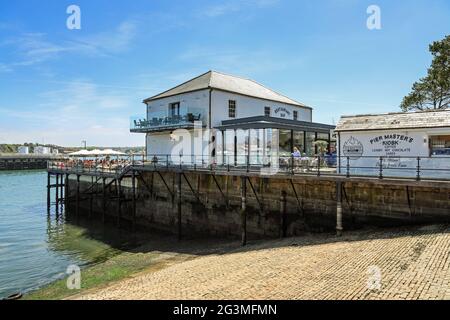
[{"xmin": 335, "ymin": 110, "xmax": 450, "ymax": 179}]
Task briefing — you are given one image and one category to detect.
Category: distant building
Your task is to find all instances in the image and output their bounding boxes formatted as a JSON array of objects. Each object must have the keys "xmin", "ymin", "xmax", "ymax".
[
  {"xmin": 33, "ymin": 146, "xmax": 52, "ymax": 155},
  {"xmin": 18, "ymin": 146, "xmax": 29, "ymax": 154}
]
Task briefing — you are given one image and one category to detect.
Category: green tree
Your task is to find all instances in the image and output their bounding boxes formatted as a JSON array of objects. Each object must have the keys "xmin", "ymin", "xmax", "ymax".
[{"xmin": 401, "ymin": 35, "xmax": 450, "ymax": 111}]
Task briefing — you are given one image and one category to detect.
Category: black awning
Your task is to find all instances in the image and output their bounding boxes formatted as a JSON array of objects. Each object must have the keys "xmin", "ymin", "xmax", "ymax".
[{"xmin": 215, "ymin": 116, "xmax": 335, "ymax": 133}]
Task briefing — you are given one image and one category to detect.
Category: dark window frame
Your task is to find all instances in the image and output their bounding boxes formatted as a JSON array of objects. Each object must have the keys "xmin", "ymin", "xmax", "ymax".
[
  {"xmin": 293, "ymin": 110, "xmax": 298, "ymax": 121},
  {"xmin": 228, "ymin": 100, "xmax": 236, "ymax": 118},
  {"xmin": 264, "ymin": 106, "xmax": 271, "ymax": 117},
  {"xmin": 169, "ymin": 102, "xmax": 180, "ymax": 117}
]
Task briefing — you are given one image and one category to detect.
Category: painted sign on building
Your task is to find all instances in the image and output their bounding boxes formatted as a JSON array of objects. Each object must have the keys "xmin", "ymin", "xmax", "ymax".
[
  {"xmin": 341, "ymin": 131, "xmax": 427, "ymax": 158},
  {"xmin": 338, "ymin": 130, "xmax": 433, "ymax": 178}
]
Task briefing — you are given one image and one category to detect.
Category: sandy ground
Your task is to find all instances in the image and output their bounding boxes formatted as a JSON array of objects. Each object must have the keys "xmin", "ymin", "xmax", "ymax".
[{"xmin": 71, "ymin": 225, "xmax": 450, "ymax": 300}]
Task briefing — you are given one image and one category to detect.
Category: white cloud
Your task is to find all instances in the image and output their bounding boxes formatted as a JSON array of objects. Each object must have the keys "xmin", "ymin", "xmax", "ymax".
[
  {"xmin": 69, "ymin": 20, "xmax": 138, "ymax": 57},
  {"xmin": 0, "ymin": 20, "xmax": 138, "ymax": 71},
  {"xmin": 0, "ymin": 63, "xmax": 13, "ymax": 73},
  {"xmin": 200, "ymin": 0, "xmax": 279, "ymax": 17},
  {"xmin": 177, "ymin": 46, "xmax": 303, "ymax": 76},
  {"xmin": 0, "ymin": 79, "xmax": 143, "ymax": 146}
]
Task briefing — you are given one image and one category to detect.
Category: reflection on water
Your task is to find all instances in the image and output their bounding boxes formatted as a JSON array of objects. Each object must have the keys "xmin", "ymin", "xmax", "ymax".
[{"xmin": 0, "ymin": 170, "xmax": 146, "ymax": 297}]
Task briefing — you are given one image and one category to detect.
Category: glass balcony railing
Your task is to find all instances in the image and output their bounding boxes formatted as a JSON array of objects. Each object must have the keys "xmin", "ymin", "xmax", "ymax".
[{"xmin": 130, "ymin": 107, "xmax": 205, "ymax": 132}]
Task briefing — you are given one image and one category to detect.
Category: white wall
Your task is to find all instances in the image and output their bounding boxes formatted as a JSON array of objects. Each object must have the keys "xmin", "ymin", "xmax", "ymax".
[
  {"xmin": 339, "ymin": 129, "xmax": 430, "ymax": 158},
  {"xmin": 146, "ymin": 89, "xmax": 209, "ymax": 125},
  {"xmin": 146, "ymin": 129, "xmax": 212, "ymax": 163},
  {"xmin": 18, "ymin": 146, "xmax": 29, "ymax": 154},
  {"xmin": 211, "ymin": 90, "xmax": 312, "ymax": 127}
]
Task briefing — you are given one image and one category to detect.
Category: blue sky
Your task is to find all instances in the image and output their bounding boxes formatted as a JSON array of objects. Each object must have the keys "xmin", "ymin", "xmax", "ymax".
[{"xmin": 0, "ymin": 0, "xmax": 449, "ymax": 147}]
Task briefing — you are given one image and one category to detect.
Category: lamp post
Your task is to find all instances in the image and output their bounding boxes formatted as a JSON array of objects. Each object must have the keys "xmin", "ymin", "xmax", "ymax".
[{"xmin": 81, "ymin": 140, "xmax": 87, "ymax": 149}]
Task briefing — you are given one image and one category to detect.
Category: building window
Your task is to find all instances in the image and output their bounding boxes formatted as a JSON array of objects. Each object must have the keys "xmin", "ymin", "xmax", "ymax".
[
  {"xmin": 430, "ymin": 135, "xmax": 450, "ymax": 155},
  {"xmin": 169, "ymin": 102, "xmax": 180, "ymax": 117},
  {"xmin": 264, "ymin": 106, "xmax": 271, "ymax": 117},
  {"xmin": 228, "ymin": 100, "xmax": 236, "ymax": 118},
  {"xmin": 293, "ymin": 110, "xmax": 298, "ymax": 121}
]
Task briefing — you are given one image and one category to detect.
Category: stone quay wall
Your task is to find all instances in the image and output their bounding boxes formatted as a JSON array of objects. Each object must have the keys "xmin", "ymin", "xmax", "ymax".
[{"xmin": 67, "ymin": 171, "xmax": 450, "ymax": 239}]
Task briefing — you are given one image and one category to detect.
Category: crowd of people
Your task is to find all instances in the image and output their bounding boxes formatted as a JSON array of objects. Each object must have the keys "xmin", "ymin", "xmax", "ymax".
[{"xmin": 50, "ymin": 157, "xmax": 132, "ymax": 172}]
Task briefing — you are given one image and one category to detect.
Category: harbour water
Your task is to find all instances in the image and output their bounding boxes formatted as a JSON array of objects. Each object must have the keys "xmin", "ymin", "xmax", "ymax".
[{"xmin": 0, "ymin": 170, "xmax": 143, "ymax": 298}]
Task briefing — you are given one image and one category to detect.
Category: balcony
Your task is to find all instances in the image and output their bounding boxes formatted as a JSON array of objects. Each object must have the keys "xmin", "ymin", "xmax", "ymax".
[{"xmin": 130, "ymin": 108, "xmax": 205, "ymax": 133}]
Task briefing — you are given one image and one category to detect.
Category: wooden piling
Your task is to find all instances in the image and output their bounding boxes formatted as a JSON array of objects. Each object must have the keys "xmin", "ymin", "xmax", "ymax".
[
  {"xmin": 65, "ymin": 174, "xmax": 69, "ymax": 206},
  {"xmin": 241, "ymin": 176, "xmax": 247, "ymax": 246},
  {"xmin": 60, "ymin": 174, "xmax": 64, "ymax": 206},
  {"xmin": 132, "ymin": 170, "xmax": 136, "ymax": 232},
  {"xmin": 55, "ymin": 174, "xmax": 59, "ymax": 215},
  {"xmin": 102, "ymin": 177, "xmax": 106, "ymax": 223},
  {"xmin": 336, "ymin": 181, "xmax": 343, "ymax": 236},
  {"xmin": 47, "ymin": 172, "xmax": 51, "ymax": 213},
  {"xmin": 280, "ymin": 190, "xmax": 287, "ymax": 238},
  {"xmin": 89, "ymin": 176, "xmax": 93, "ymax": 218},
  {"xmin": 117, "ymin": 178, "xmax": 122, "ymax": 227},
  {"xmin": 76, "ymin": 174, "xmax": 80, "ymax": 218}
]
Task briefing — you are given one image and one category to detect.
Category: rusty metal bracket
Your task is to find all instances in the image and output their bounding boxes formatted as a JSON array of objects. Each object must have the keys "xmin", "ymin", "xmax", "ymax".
[
  {"xmin": 156, "ymin": 171, "xmax": 174, "ymax": 199},
  {"xmin": 289, "ymin": 179, "xmax": 303, "ymax": 215},
  {"xmin": 246, "ymin": 177, "xmax": 264, "ymax": 214},
  {"xmin": 182, "ymin": 173, "xmax": 203, "ymax": 205},
  {"xmin": 212, "ymin": 174, "xmax": 230, "ymax": 209}
]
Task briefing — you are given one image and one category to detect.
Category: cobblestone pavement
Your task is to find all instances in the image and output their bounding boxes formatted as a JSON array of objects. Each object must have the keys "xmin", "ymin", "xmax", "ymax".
[{"xmin": 75, "ymin": 225, "xmax": 450, "ymax": 300}]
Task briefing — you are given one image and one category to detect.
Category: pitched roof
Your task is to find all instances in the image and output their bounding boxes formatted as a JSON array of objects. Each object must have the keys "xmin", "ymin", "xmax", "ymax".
[
  {"xmin": 335, "ymin": 109, "xmax": 450, "ymax": 132},
  {"xmin": 143, "ymin": 71, "xmax": 309, "ymax": 108}
]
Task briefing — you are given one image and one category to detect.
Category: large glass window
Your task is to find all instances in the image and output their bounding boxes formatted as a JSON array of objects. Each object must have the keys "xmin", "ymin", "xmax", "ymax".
[
  {"xmin": 316, "ymin": 132, "xmax": 330, "ymax": 155},
  {"xmin": 279, "ymin": 129, "xmax": 292, "ymax": 157},
  {"xmin": 305, "ymin": 132, "xmax": 316, "ymax": 156},
  {"xmin": 236, "ymin": 129, "xmax": 249, "ymax": 165},
  {"xmin": 262, "ymin": 129, "xmax": 279, "ymax": 166},
  {"xmin": 293, "ymin": 131, "xmax": 305, "ymax": 154},
  {"xmin": 224, "ymin": 130, "xmax": 235, "ymax": 165},
  {"xmin": 215, "ymin": 130, "xmax": 224, "ymax": 165},
  {"xmin": 249, "ymin": 129, "xmax": 264, "ymax": 165}
]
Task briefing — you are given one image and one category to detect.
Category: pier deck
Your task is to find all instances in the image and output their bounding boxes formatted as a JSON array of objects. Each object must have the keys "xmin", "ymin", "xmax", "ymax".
[{"xmin": 46, "ymin": 158, "xmax": 450, "ymax": 244}]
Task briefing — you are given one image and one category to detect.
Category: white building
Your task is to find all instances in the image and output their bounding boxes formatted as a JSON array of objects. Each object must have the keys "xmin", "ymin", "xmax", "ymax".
[
  {"xmin": 131, "ymin": 71, "xmax": 334, "ymax": 166},
  {"xmin": 335, "ymin": 109, "xmax": 450, "ymax": 179},
  {"xmin": 33, "ymin": 146, "xmax": 52, "ymax": 155},
  {"xmin": 18, "ymin": 146, "xmax": 29, "ymax": 154}
]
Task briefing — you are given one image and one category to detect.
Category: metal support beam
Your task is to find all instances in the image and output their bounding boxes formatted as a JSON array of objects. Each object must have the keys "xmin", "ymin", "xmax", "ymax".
[
  {"xmin": 117, "ymin": 178, "xmax": 122, "ymax": 227},
  {"xmin": 76, "ymin": 175, "xmax": 80, "ymax": 219},
  {"xmin": 55, "ymin": 174, "xmax": 59, "ymax": 214},
  {"xmin": 211, "ymin": 174, "xmax": 229, "ymax": 209},
  {"xmin": 176, "ymin": 173, "xmax": 182, "ymax": 241},
  {"xmin": 182, "ymin": 172, "xmax": 202, "ymax": 205},
  {"xmin": 156, "ymin": 171, "xmax": 174, "ymax": 200},
  {"xmin": 65, "ymin": 174, "xmax": 69, "ymax": 207},
  {"xmin": 336, "ymin": 181, "xmax": 343, "ymax": 236},
  {"xmin": 47, "ymin": 172, "xmax": 51, "ymax": 213},
  {"xmin": 60, "ymin": 174, "xmax": 64, "ymax": 206},
  {"xmin": 280, "ymin": 190, "xmax": 287, "ymax": 238},
  {"xmin": 246, "ymin": 177, "xmax": 264, "ymax": 214},
  {"xmin": 89, "ymin": 176, "xmax": 93, "ymax": 218},
  {"xmin": 241, "ymin": 176, "xmax": 247, "ymax": 246},
  {"xmin": 132, "ymin": 170, "xmax": 137, "ymax": 231},
  {"xmin": 102, "ymin": 177, "xmax": 106, "ymax": 223},
  {"xmin": 289, "ymin": 180, "xmax": 303, "ymax": 215},
  {"xmin": 136, "ymin": 172, "xmax": 152, "ymax": 197}
]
